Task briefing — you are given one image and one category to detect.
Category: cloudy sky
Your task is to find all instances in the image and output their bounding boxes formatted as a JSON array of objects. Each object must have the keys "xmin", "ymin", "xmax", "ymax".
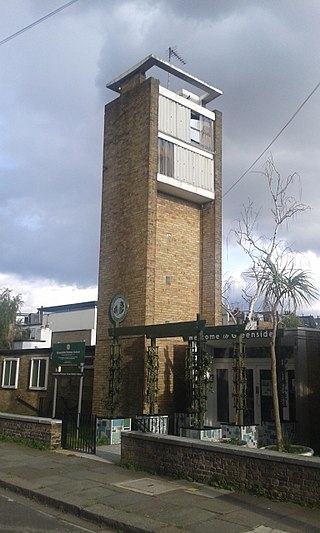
[{"xmin": 1, "ymin": 0, "xmax": 320, "ymax": 315}]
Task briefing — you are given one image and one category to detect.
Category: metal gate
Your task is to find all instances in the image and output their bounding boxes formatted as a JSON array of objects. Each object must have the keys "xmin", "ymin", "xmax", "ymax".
[{"xmin": 61, "ymin": 412, "xmax": 96, "ymax": 454}]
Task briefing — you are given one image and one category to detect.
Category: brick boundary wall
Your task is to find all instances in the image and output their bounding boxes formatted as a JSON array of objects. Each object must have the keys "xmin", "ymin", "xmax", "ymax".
[
  {"xmin": 121, "ymin": 432, "xmax": 320, "ymax": 507},
  {"xmin": 0, "ymin": 412, "xmax": 62, "ymax": 449}
]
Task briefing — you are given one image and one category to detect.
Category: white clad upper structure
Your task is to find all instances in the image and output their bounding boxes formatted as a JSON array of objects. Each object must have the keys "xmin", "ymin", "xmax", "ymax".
[{"xmin": 107, "ymin": 54, "xmax": 223, "ymax": 204}]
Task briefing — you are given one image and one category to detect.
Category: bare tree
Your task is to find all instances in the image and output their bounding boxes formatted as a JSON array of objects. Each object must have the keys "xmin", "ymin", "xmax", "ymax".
[
  {"xmin": 233, "ymin": 155, "xmax": 309, "ymax": 321},
  {"xmin": 222, "ymin": 276, "xmax": 238, "ymax": 324},
  {"xmin": 232, "ymin": 155, "xmax": 317, "ymax": 450}
]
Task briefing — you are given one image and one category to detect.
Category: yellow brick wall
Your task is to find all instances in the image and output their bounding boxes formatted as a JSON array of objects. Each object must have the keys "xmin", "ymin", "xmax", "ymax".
[
  {"xmin": 154, "ymin": 193, "xmax": 200, "ymax": 323},
  {"xmin": 93, "ymin": 74, "xmax": 222, "ymax": 417},
  {"xmin": 93, "ymin": 76, "xmax": 159, "ymax": 415}
]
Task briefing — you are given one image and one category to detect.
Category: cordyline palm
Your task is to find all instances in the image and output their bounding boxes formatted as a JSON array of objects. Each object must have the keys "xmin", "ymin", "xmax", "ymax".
[{"xmin": 260, "ymin": 257, "xmax": 319, "ymax": 450}]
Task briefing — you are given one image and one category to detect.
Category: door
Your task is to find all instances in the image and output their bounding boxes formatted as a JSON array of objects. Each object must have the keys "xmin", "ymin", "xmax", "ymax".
[{"xmin": 260, "ymin": 369, "xmax": 274, "ymax": 422}]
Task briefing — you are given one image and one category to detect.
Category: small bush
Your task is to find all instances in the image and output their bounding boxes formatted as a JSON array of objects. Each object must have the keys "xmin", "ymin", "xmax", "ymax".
[
  {"xmin": 96, "ymin": 437, "xmax": 109, "ymax": 446},
  {"xmin": 119, "ymin": 458, "xmax": 141, "ymax": 470}
]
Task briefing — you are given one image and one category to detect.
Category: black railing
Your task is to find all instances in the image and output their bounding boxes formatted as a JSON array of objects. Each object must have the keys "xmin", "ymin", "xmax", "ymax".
[
  {"xmin": 132, "ymin": 415, "xmax": 168, "ymax": 434},
  {"xmin": 61, "ymin": 411, "xmax": 96, "ymax": 454}
]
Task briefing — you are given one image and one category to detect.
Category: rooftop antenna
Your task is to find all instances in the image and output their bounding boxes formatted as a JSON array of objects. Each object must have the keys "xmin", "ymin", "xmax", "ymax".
[{"xmin": 167, "ymin": 46, "xmax": 186, "ymax": 89}]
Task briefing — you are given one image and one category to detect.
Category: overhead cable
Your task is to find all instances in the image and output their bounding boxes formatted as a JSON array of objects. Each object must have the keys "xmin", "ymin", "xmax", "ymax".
[
  {"xmin": 223, "ymin": 80, "xmax": 320, "ymax": 198},
  {"xmin": 0, "ymin": 0, "xmax": 81, "ymax": 48}
]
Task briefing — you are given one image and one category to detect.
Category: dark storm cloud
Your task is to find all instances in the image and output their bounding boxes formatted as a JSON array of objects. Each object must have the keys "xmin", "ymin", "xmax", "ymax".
[
  {"xmin": 1, "ymin": 0, "xmax": 320, "ymax": 305},
  {"xmin": 95, "ymin": 0, "xmax": 320, "ymax": 255},
  {"xmin": 0, "ymin": 0, "xmax": 102, "ymax": 286}
]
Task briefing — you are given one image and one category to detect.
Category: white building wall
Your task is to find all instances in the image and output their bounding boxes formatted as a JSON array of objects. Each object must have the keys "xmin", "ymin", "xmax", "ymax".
[
  {"xmin": 174, "ymin": 144, "xmax": 214, "ymax": 191},
  {"xmin": 47, "ymin": 308, "xmax": 96, "ymax": 332},
  {"xmin": 159, "ymin": 94, "xmax": 190, "ymax": 141},
  {"xmin": 13, "ymin": 327, "xmax": 52, "ymax": 350}
]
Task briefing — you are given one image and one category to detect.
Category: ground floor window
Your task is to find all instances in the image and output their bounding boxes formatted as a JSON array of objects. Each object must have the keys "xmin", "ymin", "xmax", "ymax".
[
  {"xmin": 212, "ymin": 363, "xmax": 296, "ymax": 426},
  {"xmin": 1, "ymin": 358, "xmax": 19, "ymax": 388},
  {"xmin": 216, "ymin": 368, "xmax": 229, "ymax": 422},
  {"xmin": 244, "ymin": 369, "xmax": 254, "ymax": 425},
  {"xmin": 287, "ymin": 369, "xmax": 296, "ymax": 421},
  {"xmin": 29, "ymin": 358, "xmax": 48, "ymax": 390}
]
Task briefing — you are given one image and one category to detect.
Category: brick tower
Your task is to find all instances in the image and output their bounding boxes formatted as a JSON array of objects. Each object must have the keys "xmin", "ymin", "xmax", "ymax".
[{"xmin": 93, "ymin": 56, "xmax": 222, "ymax": 417}]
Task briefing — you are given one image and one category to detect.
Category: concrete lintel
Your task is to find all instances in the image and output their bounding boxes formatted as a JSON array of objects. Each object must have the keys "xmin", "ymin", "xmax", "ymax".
[{"xmin": 107, "ymin": 54, "xmax": 222, "ymax": 104}]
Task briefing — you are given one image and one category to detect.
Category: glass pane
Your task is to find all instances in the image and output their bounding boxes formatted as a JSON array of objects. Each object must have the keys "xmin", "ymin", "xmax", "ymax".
[
  {"xmin": 31, "ymin": 360, "xmax": 38, "ymax": 387},
  {"xmin": 288, "ymin": 370, "xmax": 296, "ymax": 421},
  {"xmin": 3, "ymin": 361, "xmax": 10, "ymax": 386},
  {"xmin": 9, "ymin": 360, "xmax": 17, "ymax": 387},
  {"xmin": 260, "ymin": 369, "xmax": 273, "ymax": 422},
  {"xmin": 159, "ymin": 139, "xmax": 174, "ymax": 177},
  {"xmin": 200, "ymin": 116, "xmax": 213, "ymax": 151},
  {"xmin": 217, "ymin": 369, "xmax": 229, "ymax": 422},
  {"xmin": 190, "ymin": 117, "xmax": 200, "ymax": 144},
  {"xmin": 244, "ymin": 369, "xmax": 254, "ymax": 424},
  {"xmin": 39, "ymin": 360, "xmax": 47, "ymax": 388}
]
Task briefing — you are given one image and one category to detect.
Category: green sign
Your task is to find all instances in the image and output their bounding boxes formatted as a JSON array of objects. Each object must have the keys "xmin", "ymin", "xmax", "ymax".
[
  {"xmin": 52, "ymin": 342, "xmax": 85, "ymax": 367},
  {"xmin": 187, "ymin": 326, "xmax": 284, "ymax": 342}
]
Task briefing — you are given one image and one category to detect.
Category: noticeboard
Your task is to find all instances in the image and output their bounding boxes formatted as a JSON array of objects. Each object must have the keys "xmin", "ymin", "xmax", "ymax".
[{"xmin": 51, "ymin": 342, "xmax": 85, "ymax": 368}]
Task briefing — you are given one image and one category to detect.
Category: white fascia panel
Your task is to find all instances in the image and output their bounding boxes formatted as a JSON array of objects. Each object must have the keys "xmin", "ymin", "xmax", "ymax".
[
  {"xmin": 159, "ymin": 86, "xmax": 216, "ymax": 121},
  {"xmin": 159, "ymin": 132, "xmax": 213, "ymax": 159},
  {"xmin": 157, "ymin": 173, "xmax": 215, "ymax": 203}
]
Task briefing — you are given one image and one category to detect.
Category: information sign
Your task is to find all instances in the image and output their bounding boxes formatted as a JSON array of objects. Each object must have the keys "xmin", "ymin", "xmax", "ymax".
[{"xmin": 51, "ymin": 342, "xmax": 85, "ymax": 368}]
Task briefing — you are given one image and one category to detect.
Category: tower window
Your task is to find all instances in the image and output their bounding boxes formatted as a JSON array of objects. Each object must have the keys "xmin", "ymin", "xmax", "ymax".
[
  {"xmin": 159, "ymin": 139, "xmax": 174, "ymax": 177},
  {"xmin": 190, "ymin": 112, "xmax": 200, "ymax": 144},
  {"xmin": 190, "ymin": 112, "xmax": 214, "ymax": 151}
]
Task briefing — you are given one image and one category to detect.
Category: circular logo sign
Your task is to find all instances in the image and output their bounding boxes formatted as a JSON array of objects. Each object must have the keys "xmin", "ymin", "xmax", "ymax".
[{"xmin": 109, "ymin": 294, "xmax": 129, "ymax": 323}]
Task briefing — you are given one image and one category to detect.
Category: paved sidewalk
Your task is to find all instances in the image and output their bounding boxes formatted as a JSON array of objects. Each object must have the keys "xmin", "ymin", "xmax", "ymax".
[{"xmin": 0, "ymin": 441, "xmax": 319, "ymax": 532}]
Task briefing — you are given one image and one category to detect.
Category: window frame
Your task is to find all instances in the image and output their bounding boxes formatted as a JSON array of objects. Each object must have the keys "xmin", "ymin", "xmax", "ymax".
[
  {"xmin": 1, "ymin": 358, "xmax": 19, "ymax": 389},
  {"xmin": 29, "ymin": 357, "xmax": 48, "ymax": 390},
  {"xmin": 190, "ymin": 112, "xmax": 201, "ymax": 144},
  {"xmin": 190, "ymin": 111, "xmax": 214, "ymax": 151},
  {"xmin": 158, "ymin": 138, "xmax": 174, "ymax": 178}
]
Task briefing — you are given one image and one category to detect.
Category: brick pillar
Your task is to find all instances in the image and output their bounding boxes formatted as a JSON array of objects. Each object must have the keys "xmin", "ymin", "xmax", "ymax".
[
  {"xmin": 200, "ymin": 110, "xmax": 222, "ymax": 325},
  {"xmin": 93, "ymin": 77, "xmax": 159, "ymax": 416}
]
